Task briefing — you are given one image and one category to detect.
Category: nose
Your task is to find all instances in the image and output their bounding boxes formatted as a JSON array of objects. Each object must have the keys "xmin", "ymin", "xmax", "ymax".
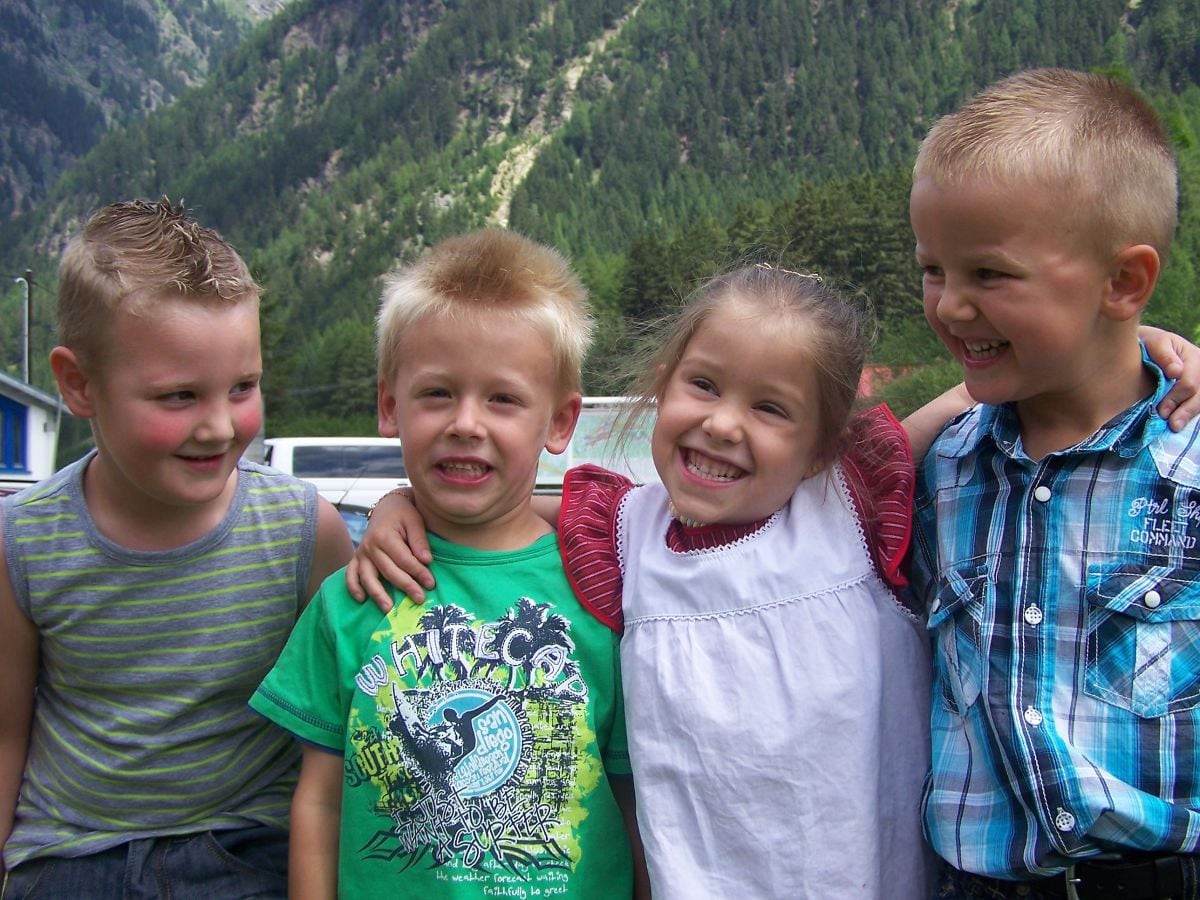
[
  {"xmin": 932, "ymin": 279, "xmax": 977, "ymax": 325},
  {"xmin": 448, "ymin": 398, "xmax": 486, "ymax": 439},
  {"xmin": 195, "ymin": 399, "xmax": 236, "ymax": 444},
  {"xmin": 702, "ymin": 402, "xmax": 743, "ymax": 444}
]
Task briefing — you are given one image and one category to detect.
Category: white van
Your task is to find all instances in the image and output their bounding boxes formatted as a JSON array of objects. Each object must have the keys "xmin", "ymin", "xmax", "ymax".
[{"xmin": 262, "ymin": 437, "xmax": 407, "ymax": 510}]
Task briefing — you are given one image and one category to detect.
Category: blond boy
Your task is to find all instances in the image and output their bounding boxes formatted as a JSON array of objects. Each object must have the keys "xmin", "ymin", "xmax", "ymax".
[
  {"xmin": 0, "ymin": 199, "xmax": 352, "ymax": 899},
  {"xmin": 910, "ymin": 69, "xmax": 1200, "ymax": 897},
  {"xmin": 251, "ymin": 229, "xmax": 643, "ymax": 899}
]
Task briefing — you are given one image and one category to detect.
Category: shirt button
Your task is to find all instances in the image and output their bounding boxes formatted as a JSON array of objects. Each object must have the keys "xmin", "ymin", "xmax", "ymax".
[
  {"xmin": 1033, "ymin": 485, "xmax": 1052, "ymax": 502},
  {"xmin": 1023, "ymin": 707, "xmax": 1043, "ymax": 726},
  {"xmin": 1145, "ymin": 589, "xmax": 1162, "ymax": 609},
  {"xmin": 1023, "ymin": 604, "xmax": 1043, "ymax": 626},
  {"xmin": 1055, "ymin": 808, "xmax": 1077, "ymax": 832}
]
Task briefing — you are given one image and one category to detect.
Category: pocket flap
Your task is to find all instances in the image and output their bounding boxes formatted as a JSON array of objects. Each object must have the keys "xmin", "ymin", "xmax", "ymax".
[
  {"xmin": 927, "ymin": 559, "xmax": 990, "ymax": 630},
  {"xmin": 1088, "ymin": 563, "xmax": 1200, "ymax": 623}
]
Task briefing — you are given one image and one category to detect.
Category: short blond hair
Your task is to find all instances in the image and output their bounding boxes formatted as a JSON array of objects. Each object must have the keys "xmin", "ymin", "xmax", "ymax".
[
  {"xmin": 376, "ymin": 229, "xmax": 593, "ymax": 395},
  {"xmin": 58, "ymin": 198, "xmax": 259, "ymax": 365},
  {"xmin": 914, "ymin": 68, "xmax": 1177, "ymax": 258}
]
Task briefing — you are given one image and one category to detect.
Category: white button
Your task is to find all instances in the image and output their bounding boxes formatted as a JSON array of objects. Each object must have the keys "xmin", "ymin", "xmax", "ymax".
[
  {"xmin": 1023, "ymin": 604, "xmax": 1044, "ymax": 626},
  {"xmin": 1055, "ymin": 808, "xmax": 1076, "ymax": 832},
  {"xmin": 930, "ymin": 599, "xmax": 941, "ymax": 613},
  {"xmin": 1034, "ymin": 485, "xmax": 1052, "ymax": 502},
  {"xmin": 1023, "ymin": 707, "xmax": 1043, "ymax": 726},
  {"xmin": 1145, "ymin": 589, "xmax": 1162, "ymax": 609}
]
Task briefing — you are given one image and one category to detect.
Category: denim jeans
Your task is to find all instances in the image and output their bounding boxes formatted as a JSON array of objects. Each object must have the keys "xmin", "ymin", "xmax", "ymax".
[{"xmin": 1, "ymin": 826, "xmax": 287, "ymax": 900}]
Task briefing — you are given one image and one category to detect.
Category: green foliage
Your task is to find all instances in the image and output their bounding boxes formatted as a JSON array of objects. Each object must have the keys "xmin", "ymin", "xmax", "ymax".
[
  {"xmin": 875, "ymin": 360, "xmax": 965, "ymax": 421},
  {"xmin": 2, "ymin": 0, "xmax": 1200, "ymax": 431}
]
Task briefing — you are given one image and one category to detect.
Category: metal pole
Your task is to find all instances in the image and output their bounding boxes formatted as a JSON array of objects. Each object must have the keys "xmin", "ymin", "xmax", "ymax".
[{"xmin": 14, "ymin": 270, "xmax": 31, "ymax": 384}]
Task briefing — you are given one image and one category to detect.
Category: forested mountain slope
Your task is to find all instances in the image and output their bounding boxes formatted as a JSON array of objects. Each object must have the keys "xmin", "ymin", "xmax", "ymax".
[
  {"xmin": 2, "ymin": 0, "xmax": 1198, "ymax": 435},
  {"xmin": 0, "ymin": 0, "xmax": 292, "ymax": 218}
]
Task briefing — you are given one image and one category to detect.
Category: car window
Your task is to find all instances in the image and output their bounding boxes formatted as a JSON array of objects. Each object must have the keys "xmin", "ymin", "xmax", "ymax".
[{"xmin": 292, "ymin": 445, "xmax": 407, "ymax": 479}]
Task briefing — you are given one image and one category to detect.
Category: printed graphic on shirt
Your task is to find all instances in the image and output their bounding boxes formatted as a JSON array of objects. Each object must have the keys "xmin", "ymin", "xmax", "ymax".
[
  {"xmin": 345, "ymin": 596, "xmax": 601, "ymax": 881},
  {"xmin": 1127, "ymin": 494, "xmax": 1200, "ymax": 551}
]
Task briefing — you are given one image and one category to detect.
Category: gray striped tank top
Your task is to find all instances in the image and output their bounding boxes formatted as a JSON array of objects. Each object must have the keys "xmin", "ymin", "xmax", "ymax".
[{"xmin": 1, "ymin": 453, "xmax": 318, "ymax": 867}]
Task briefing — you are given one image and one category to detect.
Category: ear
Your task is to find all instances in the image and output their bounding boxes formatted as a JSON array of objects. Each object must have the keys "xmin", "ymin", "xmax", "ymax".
[
  {"xmin": 544, "ymin": 392, "xmax": 583, "ymax": 455},
  {"xmin": 1103, "ymin": 244, "xmax": 1160, "ymax": 323},
  {"xmin": 377, "ymin": 377, "xmax": 400, "ymax": 438},
  {"xmin": 49, "ymin": 346, "xmax": 97, "ymax": 418}
]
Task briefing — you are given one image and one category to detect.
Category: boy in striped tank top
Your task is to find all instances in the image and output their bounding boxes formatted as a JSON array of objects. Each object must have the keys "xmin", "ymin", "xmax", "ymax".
[{"xmin": 0, "ymin": 199, "xmax": 354, "ymax": 899}]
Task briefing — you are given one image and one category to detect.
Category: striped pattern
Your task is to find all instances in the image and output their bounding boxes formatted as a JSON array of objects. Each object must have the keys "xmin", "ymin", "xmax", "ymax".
[
  {"xmin": 2, "ymin": 455, "xmax": 318, "ymax": 867},
  {"xmin": 559, "ymin": 404, "xmax": 915, "ymax": 630},
  {"xmin": 912, "ymin": 357, "xmax": 1200, "ymax": 880}
]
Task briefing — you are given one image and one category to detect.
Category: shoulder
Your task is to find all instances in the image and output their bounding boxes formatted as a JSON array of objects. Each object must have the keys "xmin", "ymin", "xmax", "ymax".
[
  {"xmin": 926, "ymin": 403, "xmax": 989, "ymax": 459},
  {"xmin": 1148, "ymin": 415, "xmax": 1200, "ymax": 490},
  {"xmin": 842, "ymin": 406, "xmax": 914, "ymax": 589},
  {"xmin": 560, "ymin": 465, "xmax": 636, "ymax": 634},
  {"xmin": 238, "ymin": 457, "xmax": 318, "ymax": 496},
  {"xmin": 4, "ymin": 454, "xmax": 87, "ymax": 512}
]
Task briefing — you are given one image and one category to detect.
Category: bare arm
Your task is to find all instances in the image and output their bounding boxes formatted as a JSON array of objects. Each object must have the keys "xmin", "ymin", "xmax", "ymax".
[
  {"xmin": 302, "ymin": 497, "xmax": 355, "ymax": 609},
  {"xmin": 346, "ymin": 492, "xmax": 564, "ymax": 610},
  {"xmin": 288, "ymin": 745, "xmax": 344, "ymax": 900},
  {"xmin": 1140, "ymin": 325, "xmax": 1200, "ymax": 431},
  {"xmin": 900, "ymin": 383, "xmax": 974, "ymax": 463},
  {"xmin": 0, "ymin": 542, "xmax": 38, "ymax": 873},
  {"xmin": 611, "ymin": 774, "xmax": 651, "ymax": 899}
]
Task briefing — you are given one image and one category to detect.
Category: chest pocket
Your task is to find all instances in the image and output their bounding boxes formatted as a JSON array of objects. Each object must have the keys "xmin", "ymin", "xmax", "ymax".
[
  {"xmin": 1085, "ymin": 560, "xmax": 1200, "ymax": 718},
  {"xmin": 927, "ymin": 557, "xmax": 991, "ymax": 715}
]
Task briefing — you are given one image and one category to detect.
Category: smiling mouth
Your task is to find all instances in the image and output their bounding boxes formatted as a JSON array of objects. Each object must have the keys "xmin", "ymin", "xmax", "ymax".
[
  {"xmin": 684, "ymin": 449, "xmax": 744, "ymax": 482},
  {"xmin": 179, "ymin": 451, "xmax": 225, "ymax": 462},
  {"xmin": 439, "ymin": 461, "xmax": 490, "ymax": 478},
  {"xmin": 962, "ymin": 339, "xmax": 1008, "ymax": 361}
]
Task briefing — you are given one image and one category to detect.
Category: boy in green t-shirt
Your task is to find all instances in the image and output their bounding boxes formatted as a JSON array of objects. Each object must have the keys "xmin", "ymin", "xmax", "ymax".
[{"xmin": 251, "ymin": 229, "xmax": 646, "ymax": 899}]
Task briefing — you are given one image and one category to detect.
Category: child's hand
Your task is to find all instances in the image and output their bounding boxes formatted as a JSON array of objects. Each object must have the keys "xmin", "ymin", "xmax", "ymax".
[
  {"xmin": 346, "ymin": 489, "xmax": 435, "ymax": 611},
  {"xmin": 1140, "ymin": 325, "xmax": 1200, "ymax": 431}
]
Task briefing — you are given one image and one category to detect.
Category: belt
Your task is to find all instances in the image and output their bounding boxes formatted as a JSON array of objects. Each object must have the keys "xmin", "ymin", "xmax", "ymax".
[{"xmin": 1037, "ymin": 853, "xmax": 1190, "ymax": 900}]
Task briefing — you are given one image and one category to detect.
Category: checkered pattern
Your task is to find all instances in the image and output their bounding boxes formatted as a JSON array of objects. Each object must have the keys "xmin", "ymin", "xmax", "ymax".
[{"xmin": 912, "ymin": 350, "xmax": 1200, "ymax": 881}]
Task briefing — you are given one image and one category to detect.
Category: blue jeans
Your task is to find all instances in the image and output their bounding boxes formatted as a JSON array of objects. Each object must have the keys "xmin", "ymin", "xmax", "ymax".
[{"xmin": 1, "ymin": 826, "xmax": 287, "ymax": 900}]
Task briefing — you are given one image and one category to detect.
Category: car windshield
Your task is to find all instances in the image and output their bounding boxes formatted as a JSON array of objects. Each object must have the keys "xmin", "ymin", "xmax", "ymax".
[{"xmin": 291, "ymin": 445, "xmax": 406, "ymax": 479}]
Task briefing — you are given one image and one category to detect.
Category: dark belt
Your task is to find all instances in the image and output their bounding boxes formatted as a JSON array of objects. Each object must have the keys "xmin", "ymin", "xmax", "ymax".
[{"xmin": 1037, "ymin": 853, "xmax": 1190, "ymax": 900}]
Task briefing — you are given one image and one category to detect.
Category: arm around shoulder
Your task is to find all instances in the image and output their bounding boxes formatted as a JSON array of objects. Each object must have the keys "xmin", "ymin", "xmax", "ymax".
[
  {"xmin": 304, "ymin": 497, "xmax": 354, "ymax": 606},
  {"xmin": 901, "ymin": 383, "xmax": 974, "ymax": 463},
  {"xmin": 0, "ymin": 540, "xmax": 39, "ymax": 871}
]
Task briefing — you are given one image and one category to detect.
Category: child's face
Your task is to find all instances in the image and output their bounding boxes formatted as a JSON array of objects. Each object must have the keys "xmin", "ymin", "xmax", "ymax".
[
  {"xmin": 378, "ymin": 313, "xmax": 578, "ymax": 549},
  {"xmin": 651, "ymin": 302, "xmax": 823, "ymax": 526},
  {"xmin": 911, "ymin": 174, "xmax": 1121, "ymax": 411},
  {"xmin": 83, "ymin": 297, "xmax": 263, "ymax": 520}
]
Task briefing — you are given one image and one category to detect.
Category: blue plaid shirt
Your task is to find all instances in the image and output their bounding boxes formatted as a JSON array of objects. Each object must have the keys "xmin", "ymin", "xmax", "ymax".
[{"xmin": 913, "ymin": 351, "xmax": 1200, "ymax": 880}]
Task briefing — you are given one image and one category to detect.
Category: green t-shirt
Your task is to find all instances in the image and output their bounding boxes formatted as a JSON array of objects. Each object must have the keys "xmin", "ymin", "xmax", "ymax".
[{"xmin": 251, "ymin": 532, "xmax": 632, "ymax": 898}]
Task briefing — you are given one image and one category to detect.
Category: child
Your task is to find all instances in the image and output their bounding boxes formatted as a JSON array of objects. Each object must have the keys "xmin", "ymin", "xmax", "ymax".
[
  {"xmin": 0, "ymin": 198, "xmax": 353, "ymax": 898},
  {"xmin": 357, "ymin": 263, "xmax": 948, "ymax": 898},
  {"xmin": 910, "ymin": 69, "xmax": 1200, "ymax": 897},
  {"xmin": 249, "ymin": 229, "xmax": 646, "ymax": 898}
]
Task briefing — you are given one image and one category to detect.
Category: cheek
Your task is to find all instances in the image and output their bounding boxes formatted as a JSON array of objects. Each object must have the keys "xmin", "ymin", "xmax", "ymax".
[
  {"xmin": 233, "ymin": 398, "xmax": 264, "ymax": 440},
  {"xmin": 921, "ymin": 291, "xmax": 942, "ymax": 324},
  {"xmin": 130, "ymin": 411, "xmax": 194, "ymax": 454}
]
